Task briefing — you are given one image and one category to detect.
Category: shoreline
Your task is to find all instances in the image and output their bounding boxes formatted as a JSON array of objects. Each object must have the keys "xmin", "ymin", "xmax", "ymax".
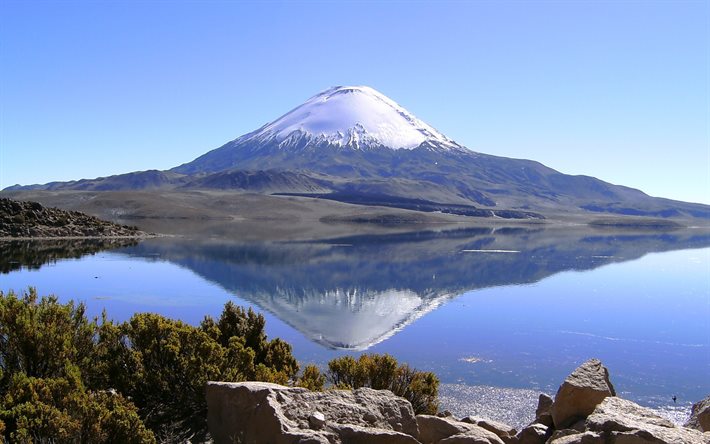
[{"xmin": 0, "ymin": 233, "xmax": 168, "ymax": 241}]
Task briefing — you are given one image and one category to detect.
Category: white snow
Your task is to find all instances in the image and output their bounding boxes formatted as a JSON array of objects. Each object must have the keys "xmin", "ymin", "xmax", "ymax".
[{"xmin": 244, "ymin": 86, "xmax": 459, "ymax": 150}]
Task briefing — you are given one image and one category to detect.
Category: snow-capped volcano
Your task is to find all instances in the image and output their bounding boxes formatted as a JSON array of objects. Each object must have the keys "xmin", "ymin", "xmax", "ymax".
[
  {"xmin": 17, "ymin": 85, "xmax": 705, "ymax": 221},
  {"xmin": 246, "ymin": 85, "xmax": 460, "ymax": 150}
]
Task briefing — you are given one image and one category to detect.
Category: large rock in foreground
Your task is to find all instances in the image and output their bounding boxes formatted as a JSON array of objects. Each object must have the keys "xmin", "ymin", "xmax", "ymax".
[
  {"xmin": 416, "ymin": 414, "xmax": 504, "ymax": 444},
  {"xmin": 550, "ymin": 359, "xmax": 616, "ymax": 429},
  {"xmin": 206, "ymin": 381, "xmax": 420, "ymax": 444},
  {"xmin": 583, "ymin": 396, "xmax": 709, "ymax": 444}
]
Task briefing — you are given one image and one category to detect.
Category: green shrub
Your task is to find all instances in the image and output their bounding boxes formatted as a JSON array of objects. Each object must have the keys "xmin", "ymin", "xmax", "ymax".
[
  {"xmin": 0, "ymin": 289, "xmax": 301, "ymax": 442},
  {"xmin": 0, "ymin": 288, "xmax": 96, "ymax": 387},
  {"xmin": 0, "ymin": 369, "xmax": 155, "ymax": 443},
  {"xmin": 297, "ymin": 364, "xmax": 326, "ymax": 391},
  {"xmin": 327, "ymin": 353, "xmax": 439, "ymax": 414}
]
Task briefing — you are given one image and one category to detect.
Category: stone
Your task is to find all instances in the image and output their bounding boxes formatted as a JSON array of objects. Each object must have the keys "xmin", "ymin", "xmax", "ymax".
[
  {"xmin": 550, "ymin": 359, "xmax": 616, "ymax": 428},
  {"xmin": 206, "ymin": 381, "xmax": 419, "ymax": 444},
  {"xmin": 460, "ymin": 415, "xmax": 516, "ymax": 439},
  {"xmin": 535, "ymin": 393, "xmax": 553, "ymax": 418},
  {"xmin": 416, "ymin": 414, "xmax": 504, "ymax": 444},
  {"xmin": 586, "ymin": 396, "xmax": 710, "ymax": 444},
  {"xmin": 514, "ymin": 422, "xmax": 550, "ymax": 444},
  {"xmin": 439, "ymin": 427, "xmax": 506, "ymax": 444},
  {"xmin": 331, "ymin": 424, "xmax": 420, "ymax": 444},
  {"xmin": 686, "ymin": 396, "xmax": 710, "ymax": 432},
  {"xmin": 309, "ymin": 411, "xmax": 326, "ymax": 429},
  {"xmin": 547, "ymin": 431, "xmax": 603, "ymax": 444}
]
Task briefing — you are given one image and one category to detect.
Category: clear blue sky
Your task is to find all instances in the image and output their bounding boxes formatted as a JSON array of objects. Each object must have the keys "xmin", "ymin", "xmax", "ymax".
[{"xmin": 1, "ymin": 0, "xmax": 708, "ymax": 204}]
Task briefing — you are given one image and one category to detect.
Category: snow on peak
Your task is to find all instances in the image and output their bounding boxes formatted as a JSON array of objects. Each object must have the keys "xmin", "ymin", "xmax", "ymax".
[{"xmin": 248, "ymin": 86, "xmax": 459, "ymax": 150}]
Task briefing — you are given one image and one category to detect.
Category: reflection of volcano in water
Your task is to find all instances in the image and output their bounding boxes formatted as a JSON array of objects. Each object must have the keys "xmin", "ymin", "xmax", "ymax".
[{"xmin": 120, "ymin": 227, "xmax": 710, "ymax": 350}]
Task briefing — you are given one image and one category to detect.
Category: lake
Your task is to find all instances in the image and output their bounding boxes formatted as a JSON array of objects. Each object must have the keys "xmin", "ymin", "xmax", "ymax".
[{"xmin": 2, "ymin": 226, "xmax": 709, "ymax": 427}]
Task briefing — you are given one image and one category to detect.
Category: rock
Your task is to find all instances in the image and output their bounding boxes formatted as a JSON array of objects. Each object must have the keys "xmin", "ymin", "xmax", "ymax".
[
  {"xmin": 528, "ymin": 393, "xmax": 555, "ymax": 428},
  {"xmin": 206, "ymin": 381, "xmax": 419, "ymax": 444},
  {"xmin": 417, "ymin": 414, "xmax": 504, "ymax": 444},
  {"xmin": 535, "ymin": 394, "xmax": 553, "ymax": 418},
  {"xmin": 460, "ymin": 416, "xmax": 516, "ymax": 439},
  {"xmin": 514, "ymin": 422, "xmax": 550, "ymax": 444},
  {"xmin": 331, "ymin": 424, "xmax": 420, "ymax": 444},
  {"xmin": 547, "ymin": 431, "xmax": 603, "ymax": 443},
  {"xmin": 686, "ymin": 396, "xmax": 710, "ymax": 432},
  {"xmin": 309, "ymin": 411, "xmax": 326, "ymax": 429},
  {"xmin": 439, "ymin": 428, "xmax": 506, "ymax": 444},
  {"xmin": 417, "ymin": 415, "xmax": 478, "ymax": 443},
  {"xmin": 550, "ymin": 359, "xmax": 616, "ymax": 428},
  {"xmin": 586, "ymin": 396, "xmax": 709, "ymax": 444}
]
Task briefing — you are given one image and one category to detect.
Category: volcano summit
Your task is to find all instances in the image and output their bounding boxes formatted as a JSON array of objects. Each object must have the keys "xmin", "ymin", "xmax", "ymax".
[{"xmin": 5, "ymin": 86, "xmax": 709, "ymax": 221}]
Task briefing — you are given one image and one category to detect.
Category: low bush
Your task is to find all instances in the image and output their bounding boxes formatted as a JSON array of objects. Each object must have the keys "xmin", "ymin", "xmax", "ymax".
[{"xmin": 326, "ymin": 353, "xmax": 439, "ymax": 414}]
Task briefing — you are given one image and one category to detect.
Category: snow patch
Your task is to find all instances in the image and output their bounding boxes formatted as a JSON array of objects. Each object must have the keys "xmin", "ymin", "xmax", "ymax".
[{"xmin": 240, "ymin": 86, "xmax": 461, "ymax": 150}]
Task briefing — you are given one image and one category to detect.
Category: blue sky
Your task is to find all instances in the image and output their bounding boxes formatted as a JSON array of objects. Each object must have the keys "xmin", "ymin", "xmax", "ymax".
[{"xmin": 1, "ymin": 0, "xmax": 708, "ymax": 204}]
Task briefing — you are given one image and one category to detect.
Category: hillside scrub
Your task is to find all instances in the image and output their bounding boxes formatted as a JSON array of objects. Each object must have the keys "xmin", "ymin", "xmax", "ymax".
[{"xmin": 0, "ymin": 288, "xmax": 441, "ymax": 442}]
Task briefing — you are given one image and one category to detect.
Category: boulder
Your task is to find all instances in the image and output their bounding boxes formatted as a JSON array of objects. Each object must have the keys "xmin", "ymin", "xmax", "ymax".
[
  {"xmin": 417, "ymin": 414, "xmax": 504, "ymax": 444},
  {"xmin": 514, "ymin": 422, "xmax": 550, "ymax": 444},
  {"xmin": 547, "ymin": 431, "xmax": 603, "ymax": 443},
  {"xmin": 439, "ymin": 428, "xmax": 506, "ymax": 444},
  {"xmin": 533, "ymin": 393, "xmax": 554, "ymax": 428},
  {"xmin": 550, "ymin": 359, "xmax": 616, "ymax": 428},
  {"xmin": 460, "ymin": 416, "xmax": 516, "ymax": 439},
  {"xmin": 586, "ymin": 396, "xmax": 710, "ymax": 444},
  {"xmin": 206, "ymin": 381, "xmax": 419, "ymax": 444},
  {"xmin": 331, "ymin": 424, "xmax": 420, "ymax": 444},
  {"xmin": 686, "ymin": 396, "xmax": 710, "ymax": 432},
  {"xmin": 535, "ymin": 393, "xmax": 553, "ymax": 418}
]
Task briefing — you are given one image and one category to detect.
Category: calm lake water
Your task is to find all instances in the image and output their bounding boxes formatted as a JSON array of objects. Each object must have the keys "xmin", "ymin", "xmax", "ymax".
[{"xmin": 2, "ymin": 227, "xmax": 709, "ymax": 425}]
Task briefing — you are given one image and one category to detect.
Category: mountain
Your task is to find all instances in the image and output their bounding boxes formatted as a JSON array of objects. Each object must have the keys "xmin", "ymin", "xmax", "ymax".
[{"xmin": 5, "ymin": 86, "xmax": 709, "ymax": 220}]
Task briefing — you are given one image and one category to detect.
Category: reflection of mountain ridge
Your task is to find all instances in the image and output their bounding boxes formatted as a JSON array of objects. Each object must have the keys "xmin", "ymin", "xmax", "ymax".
[
  {"xmin": 0, "ymin": 239, "xmax": 139, "ymax": 274},
  {"xmin": 119, "ymin": 227, "xmax": 710, "ymax": 350}
]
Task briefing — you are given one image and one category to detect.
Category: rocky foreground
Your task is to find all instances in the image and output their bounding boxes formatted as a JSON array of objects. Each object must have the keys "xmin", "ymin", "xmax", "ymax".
[
  {"xmin": 206, "ymin": 359, "xmax": 710, "ymax": 444},
  {"xmin": 0, "ymin": 198, "xmax": 144, "ymax": 238}
]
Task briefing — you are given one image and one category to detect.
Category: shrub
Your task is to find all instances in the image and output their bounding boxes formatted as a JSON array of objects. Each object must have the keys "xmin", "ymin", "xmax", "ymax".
[
  {"xmin": 0, "ymin": 363, "xmax": 154, "ymax": 444},
  {"xmin": 0, "ymin": 289, "xmax": 301, "ymax": 442},
  {"xmin": 0, "ymin": 288, "xmax": 96, "ymax": 388},
  {"xmin": 327, "ymin": 353, "xmax": 439, "ymax": 414},
  {"xmin": 297, "ymin": 364, "xmax": 326, "ymax": 391}
]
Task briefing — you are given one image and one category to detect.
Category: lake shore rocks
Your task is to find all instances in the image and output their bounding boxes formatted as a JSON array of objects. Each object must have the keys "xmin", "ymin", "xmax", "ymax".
[
  {"xmin": 549, "ymin": 358, "xmax": 616, "ymax": 429},
  {"xmin": 206, "ymin": 360, "xmax": 710, "ymax": 444},
  {"xmin": 0, "ymin": 197, "xmax": 145, "ymax": 238}
]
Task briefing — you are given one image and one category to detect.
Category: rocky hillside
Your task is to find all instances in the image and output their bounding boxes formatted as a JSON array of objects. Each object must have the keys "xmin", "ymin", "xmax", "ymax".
[
  {"xmin": 0, "ymin": 198, "xmax": 143, "ymax": 238},
  {"xmin": 206, "ymin": 359, "xmax": 710, "ymax": 444}
]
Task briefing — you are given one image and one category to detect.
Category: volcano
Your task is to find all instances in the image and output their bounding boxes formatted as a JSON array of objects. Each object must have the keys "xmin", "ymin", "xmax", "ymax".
[{"xmin": 6, "ymin": 86, "xmax": 709, "ymax": 220}]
